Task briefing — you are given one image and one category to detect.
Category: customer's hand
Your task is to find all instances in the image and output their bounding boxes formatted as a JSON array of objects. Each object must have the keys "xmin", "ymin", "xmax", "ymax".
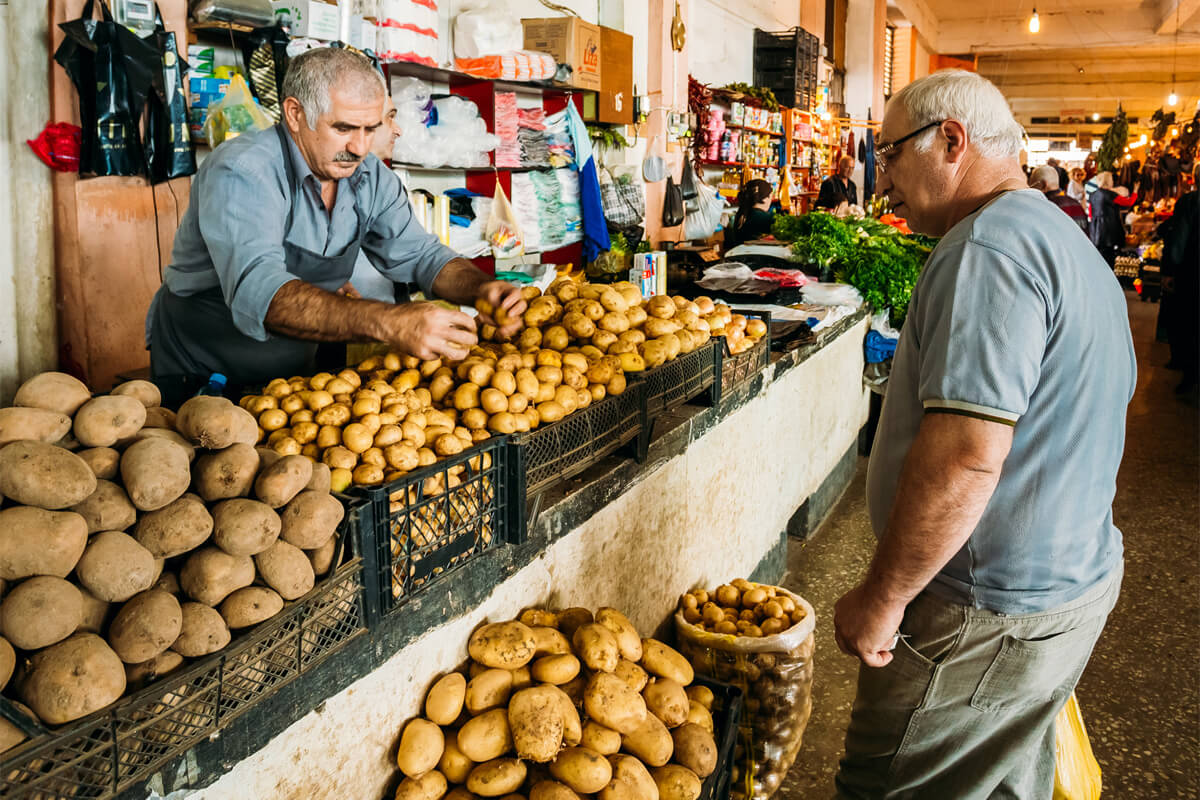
[
  {"xmin": 377, "ymin": 302, "xmax": 478, "ymax": 362},
  {"xmin": 475, "ymin": 281, "xmax": 527, "ymax": 339},
  {"xmin": 833, "ymin": 584, "xmax": 906, "ymax": 668}
]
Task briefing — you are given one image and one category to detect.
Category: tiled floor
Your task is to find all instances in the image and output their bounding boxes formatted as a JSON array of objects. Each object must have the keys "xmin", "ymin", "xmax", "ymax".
[{"xmin": 775, "ymin": 291, "xmax": 1199, "ymax": 799}]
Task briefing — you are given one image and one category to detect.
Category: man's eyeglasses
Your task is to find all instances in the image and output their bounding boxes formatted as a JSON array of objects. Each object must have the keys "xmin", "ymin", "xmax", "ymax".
[{"xmin": 875, "ymin": 120, "xmax": 945, "ymax": 172}]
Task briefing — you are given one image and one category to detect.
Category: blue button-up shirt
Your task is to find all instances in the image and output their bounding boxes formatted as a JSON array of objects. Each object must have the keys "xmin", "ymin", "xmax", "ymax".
[{"xmin": 154, "ymin": 125, "xmax": 458, "ymax": 343}]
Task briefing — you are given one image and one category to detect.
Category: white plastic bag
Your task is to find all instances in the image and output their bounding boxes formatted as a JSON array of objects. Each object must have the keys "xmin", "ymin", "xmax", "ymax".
[
  {"xmin": 453, "ymin": 0, "xmax": 522, "ymax": 59},
  {"xmin": 683, "ymin": 175, "xmax": 725, "ymax": 241},
  {"xmin": 486, "ymin": 181, "xmax": 524, "ymax": 259}
]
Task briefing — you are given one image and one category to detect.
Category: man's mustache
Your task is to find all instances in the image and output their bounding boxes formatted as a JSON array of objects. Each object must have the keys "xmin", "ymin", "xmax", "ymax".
[{"xmin": 334, "ymin": 151, "xmax": 361, "ymax": 163}]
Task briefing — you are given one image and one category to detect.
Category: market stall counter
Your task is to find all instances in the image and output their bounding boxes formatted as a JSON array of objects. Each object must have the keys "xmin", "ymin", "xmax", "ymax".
[{"xmin": 65, "ymin": 307, "xmax": 868, "ymax": 799}]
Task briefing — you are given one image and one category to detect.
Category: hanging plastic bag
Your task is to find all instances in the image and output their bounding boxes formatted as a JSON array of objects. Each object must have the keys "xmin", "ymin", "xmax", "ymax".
[
  {"xmin": 662, "ymin": 175, "xmax": 685, "ymax": 227},
  {"xmin": 203, "ymin": 74, "xmax": 272, "ymax": 148},
  {"xmin": 1053, "ymin": 692, "xmax": 1103, "ymax": 800},
  {"xmin": 145, "ymin": 7, "xmax": 196, "ymax": 182},
  {"xmin": 642, "ymin": 135, "xmax": 668, "ymax": 182},
  {"xmin": 683, "ymin": 174, "xmax": 724, "ymax": 240},
  {"xmin": 675, "ymin": 584, "xmax": 816, "ymax": 800},
  {"xmin": 680, "ymin": 157, "xmax": 700, "ymax": 202},
  {"xmin": 240, "ymin": 25, "xmax": 291, "ymax": 124},
  {"xmin": 55, "ymin": 0, "xmax": 160, "ymax": 176},
  {"xmin": 486, "ymin": 181, "xmax": 525, "ymax": 259},
  {"xmin": 453, "ymin": 0, "xmax": 522, "ymax": 59}
]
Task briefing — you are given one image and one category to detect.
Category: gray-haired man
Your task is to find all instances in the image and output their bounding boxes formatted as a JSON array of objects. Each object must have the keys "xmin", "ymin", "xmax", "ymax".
[
  {"xmin": 833, "ymin": 70, "xmax": 1135, "ymax": 799},
  {"xmin": 147, "ymin": 47, "xmax": 522, "ymax": 405}
]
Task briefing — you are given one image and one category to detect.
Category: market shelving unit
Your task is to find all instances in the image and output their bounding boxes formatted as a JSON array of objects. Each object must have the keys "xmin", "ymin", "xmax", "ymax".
[{"xmin": 383, "ymin": 61, "xmax": 592, "ymax": 275}]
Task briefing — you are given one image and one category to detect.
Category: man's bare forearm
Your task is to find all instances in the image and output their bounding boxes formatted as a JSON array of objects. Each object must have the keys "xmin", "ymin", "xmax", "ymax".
[
  {"xmin": 431, "ymin": 258, "xmax": 491, "ymax": 306},
  {"xmin": 866, "ymin": 413, "xmax": 1012, "ymax": 608},
  {"xmin": 264, "ymin": 280, "xmax": 391, "ymax": 342}
]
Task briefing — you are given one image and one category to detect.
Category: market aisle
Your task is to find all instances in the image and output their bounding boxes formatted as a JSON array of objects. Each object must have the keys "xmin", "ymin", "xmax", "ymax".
[{"xmin": 776, "ymin": 291, "xmax": 1199, "ymax": 799}]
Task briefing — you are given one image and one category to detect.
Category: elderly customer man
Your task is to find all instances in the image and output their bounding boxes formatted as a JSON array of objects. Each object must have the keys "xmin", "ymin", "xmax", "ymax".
[
  {"xmin": 817, "ymin": 155, "xmax": 859, "ymax": 210},
  {"xmin": 147, "ymin": 47, "xmax": 523, "ymax": 405},
  {"xmin": 833, "ymin": 69, "xmax": 1135, "ymax": 799},
  {"xmin": 1030, "ymin": 164, "xmax": 1088, "ymax": 232}
]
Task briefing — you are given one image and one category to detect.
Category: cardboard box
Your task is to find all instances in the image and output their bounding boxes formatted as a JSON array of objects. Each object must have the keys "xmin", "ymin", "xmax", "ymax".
[
  {"xmin": 522, "ymin": 17, "xmax": 602, "ymax": 91},
  {"xmin": 272, "ymin": 0, "xmax": 340, "ymax": 41},
  {"xmin": 597, "ymin": 26, "xmax": 632, "ymax": 124}
]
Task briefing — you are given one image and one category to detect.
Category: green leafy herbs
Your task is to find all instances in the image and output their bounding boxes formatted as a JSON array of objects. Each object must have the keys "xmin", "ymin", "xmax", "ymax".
[
  {"xmin": 1096, "ymin": 106, "xmax": 1128, "ymax": 173},
  {"xmin": 588, "ymin": 124, "xmax": 632, "ymax": 151},
  {"xmin": 773, "ymin": 211, "xmax": 935, "ymax": 327},
  {"xmin": 717, "ymin": 83, "xmax": 780, "ymax": 111}
]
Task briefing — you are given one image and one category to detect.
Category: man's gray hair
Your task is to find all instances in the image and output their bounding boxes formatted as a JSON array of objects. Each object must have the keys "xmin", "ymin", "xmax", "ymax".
[
  {"xmin": 281, "ymin": 47, "xmax": 386, "ymax": 129},
  {"xmin": 889, "ymin": 69, "xmax": 1025, "ymax": 159},
  {"xmin": 1031, "ymin": 165, "xmax": 1060, "ymax": 190}
]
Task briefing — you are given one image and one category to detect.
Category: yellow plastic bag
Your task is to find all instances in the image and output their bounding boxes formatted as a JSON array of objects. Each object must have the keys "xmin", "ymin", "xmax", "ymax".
[
  {"xmin": 203, "ymin": 74, "xmax": 272, "ymax": 148},
  {"xmin": 1053, "ymin": 692, "xmax": 1103, "ymax": 800}
]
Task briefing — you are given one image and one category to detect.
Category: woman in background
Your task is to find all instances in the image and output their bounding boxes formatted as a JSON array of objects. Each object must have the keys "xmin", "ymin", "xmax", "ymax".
[
  {"xmin": 1067, "ymin": 167, "xmax": 1088, "ymax": 207},
  {"xmin": 725, "ymin": 179, "xmax": 776, "ymax": 247}
]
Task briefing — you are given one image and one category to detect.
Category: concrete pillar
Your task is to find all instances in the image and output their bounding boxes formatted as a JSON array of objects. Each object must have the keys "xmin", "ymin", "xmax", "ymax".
[
  {"xmin": 0, "ymin": 3, "xmax": 57, "ymax": 403},
  {"xmin": 644, "ymin": 0, "xmax": 688, "ymax": 246}
]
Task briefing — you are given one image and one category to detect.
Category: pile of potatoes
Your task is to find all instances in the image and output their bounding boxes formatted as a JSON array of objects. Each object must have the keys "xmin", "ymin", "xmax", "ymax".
[
  {"xmin": 676, "ymin": 579, "xmax": 807, "ymax": 639},
  {"xmin": 674, "ymin": 581, "xmax": 815, "ymax": 800},
  {"xmin": 489, "ymin": 280, "xmax": 735, "ymax": 374},
  {"xmin": 0, "ymin": 372, "xmax": 346, "ymax": 750},
  {"xmin": 393, "ymin": 606, "xmax": 723, "ymax": 800}
]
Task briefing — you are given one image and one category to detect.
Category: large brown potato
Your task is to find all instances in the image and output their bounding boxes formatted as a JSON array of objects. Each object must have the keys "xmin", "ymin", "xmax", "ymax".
[
  {"xmin": 254, "ymin": 455, "xmax": 313, "ymax": 508},
  {"xmin": 173, "ymin": 602, "xmax": 231, "ymax": 657},
  {"xmin": 71, "ymin": 480, "xmax": 137, "ymax": 534},
  {"xmin": 191, "ymin": 443, "xmax": 260, "ymax": 502},
  {"xmin": 279, "ymin": 491, "xmax": 344, "ymax": 549},
  {"xmin": 134, "ymin": 494, "xmax": 213, "ymax": 559},
  {"xmin": 73, "ymin": 395, "xmax": 147, "ymax": 447},
  {"xmin": 19, "ymin": 633, "xmax": 126, "ymax": 725},
  {"xmin": 75, "ymin": 531, "xmax": 158, "ymax": 603},
  {"xmin": 211, "ymin": 498, "xmax": 281, "ymax": 556},
  {"xmin": 121, "ymin": 438, "xmax": 192, "ymax": 511},
  {"xmin": 219, "ymin": 586, "xmax": 284, "ymax": 629},
  {"xmin": 253, "ymin": 540, "xmax": 315, "ymax": 600},
  {"xmin": 111, "ymin": 379, "xmax": 161, "ymax": 408},
  {"xmin": 180, "ymin": 547, "xmax": 256, "ymax": 606},
  {"xmin": 107, "ymin": 589, "xmax": 183, "ymax": 664},
  {"xmin": 13, "ymin": 371, "xmax": 91, "ymax": 416},
  {"xmin": 0, "ymin": 408, "xmax": 72, "ymax": 447},
  {"xmin": 0, "ymin": 440, "xmax": 96, "ymax": 510},
  {"xmin": 176, "ymin": 396, "xmax": 242, "ymax": 449},
  {"xmin": 0, "ymin": 576, "xmax": 82, "ymax": 650},
  {"xmin": 0, "ymin": 507, "xmax": 87, "ymax": 580}
]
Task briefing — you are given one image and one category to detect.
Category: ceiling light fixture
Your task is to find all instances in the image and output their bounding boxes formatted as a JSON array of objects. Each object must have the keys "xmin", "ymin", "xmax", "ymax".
[
  {"xmin": 1029, "ymin": 7, "xmax": 1040, "ymax": 33},
  {"xmin": 1092, "ymin": 112, "xmax": 1100, "ymax": 121},
  {"xmin": 1171, "ymin": 128, "xmax": 1179, "ymax": 137}
]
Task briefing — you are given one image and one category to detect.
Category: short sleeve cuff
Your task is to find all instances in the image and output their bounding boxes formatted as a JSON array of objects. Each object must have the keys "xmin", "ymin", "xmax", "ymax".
[
  {"xmin": 923, "ymin": 399, "xmax": 1020, "ymax": 426},
  {"xmin": 230, "ymin": 272, "xmax": 300, "ymax": 342}
]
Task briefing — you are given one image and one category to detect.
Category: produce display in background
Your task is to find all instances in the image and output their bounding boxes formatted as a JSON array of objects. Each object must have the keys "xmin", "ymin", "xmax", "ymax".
[
  {"xmin": 0, "ymin": 373, "xmax": 345, "ymax": 742},
  {"xmin": 393, "ymin": 606, "xmax": 720, "ymax": 800},
  {"xmin": 675, "ymin": 580, "xmax": 816, "ymax": 800},
  {"xmin": 239, "ymin": 280, "xmax": 754, "ymax": 488},
  {"xmin": 716, "ymin": 84, "xmax": 780, "ymax": 112},
  {"xmin": 772, "ymin": 211, "xmax": 936, "ymax": 327}
]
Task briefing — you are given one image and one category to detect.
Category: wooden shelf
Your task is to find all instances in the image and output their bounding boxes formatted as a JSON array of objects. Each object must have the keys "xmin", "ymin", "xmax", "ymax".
[
  {"xmin": 727, "ymin": 123, "xmax": 784, "ymax": 137},
  {"xmin": 700, "ymin": 159, "xmax": 782, "ymax": 169}
]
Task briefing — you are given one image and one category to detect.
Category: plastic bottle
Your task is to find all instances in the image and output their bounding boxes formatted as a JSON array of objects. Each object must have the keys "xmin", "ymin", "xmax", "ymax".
[
  {"xmin": 720, "ymin": 131, "xmax": 732, "ymax": 162},
  {"xmin": 197, "ymin": 373, "xmax": 227, "ymax": 397}
]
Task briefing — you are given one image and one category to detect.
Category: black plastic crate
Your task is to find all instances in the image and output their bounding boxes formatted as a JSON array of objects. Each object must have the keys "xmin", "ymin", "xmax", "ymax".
[
  {"xmin": 694, "ymin": 674, "xmax": 745, "ymax": 800},
  {"xmin": 754, "ymin": 27, "xmax": 819, "ymax": 111},
  {"xmin": 0, "ymin": 503, "xmax": 368, "ymax": 799},
  {"xmin": 352, "ymin": 436, "xmax": 515, "ymax": 620},
  {"xmin": 636, "ymin": 338, "xmax": 722, "ymax": 421},
  {"xmin": 512, "ymin": 380, "xmax": 646, "ymax": 499},
  {"xmin": 716, "ymin": 310, "xmax": 772, "ymax": 402}
]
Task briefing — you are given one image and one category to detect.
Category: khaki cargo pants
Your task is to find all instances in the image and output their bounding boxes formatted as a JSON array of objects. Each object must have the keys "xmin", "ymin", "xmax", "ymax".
[{"xmin": 835, "ymin": 564, "xmax": 1122, "ymax": 800}]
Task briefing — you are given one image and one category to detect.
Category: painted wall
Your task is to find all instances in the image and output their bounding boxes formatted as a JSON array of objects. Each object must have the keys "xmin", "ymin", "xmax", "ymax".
[
  {"xmin": 193, "ymin": 319, "xmax": 871, "ymax": 800},
  {"xmin": 689, "ymin": 0, "xmax": 810, "ymax": 87},
  {"xmin": 0, "ymin": 3, "xmax": 57, "ymax": 404}
]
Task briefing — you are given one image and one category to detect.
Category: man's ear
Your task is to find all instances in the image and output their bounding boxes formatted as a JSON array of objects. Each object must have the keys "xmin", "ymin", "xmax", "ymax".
[
  {"xmin": 942, "ymin": 120, "xmax": 969, "ymax": 163},
  {"xmin": 282, "ymin": 97, "xmax": 306, "ymax": 133}
]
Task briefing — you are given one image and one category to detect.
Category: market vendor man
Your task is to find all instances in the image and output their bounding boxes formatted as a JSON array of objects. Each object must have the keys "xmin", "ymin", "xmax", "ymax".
[{"xmin": 147, "ymin": 47, "xmax": 524, "ymax": 406}]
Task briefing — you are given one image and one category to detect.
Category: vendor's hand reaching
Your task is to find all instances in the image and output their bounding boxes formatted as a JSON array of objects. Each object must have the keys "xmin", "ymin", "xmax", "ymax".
[
  {"xmin": 833, "ymin": 583, "xmax": 906, "ymax": 668},
  {"xmin": 474, "ymin": 281, "xmax": 527, "ymax": 339},
  {"xmin": 336, "ymin": 282, "xmax": 362, "ymax": 299},
  {"xmin": 378, "ymin": 302, "xmax": 478, "ymax": 362}
]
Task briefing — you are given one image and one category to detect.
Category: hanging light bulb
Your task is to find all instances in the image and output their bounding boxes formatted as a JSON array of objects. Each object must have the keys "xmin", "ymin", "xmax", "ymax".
[
  {"xmin": 1092, "ymin": 112, "xmax": 1100, "ymax": 122},
  {"xmin": 1168, "ymin": 91, "xmax": 1178, "ymax": 106},
  {"xmin": 1029, "ymin": 8, "xmax": 1040, "ymax": 33}
]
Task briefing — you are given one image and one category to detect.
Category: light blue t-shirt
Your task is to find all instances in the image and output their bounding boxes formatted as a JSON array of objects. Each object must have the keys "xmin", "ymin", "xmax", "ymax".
[{"xmin": 866, "ymin": 189, "xmax": 1136, "ymax": 614}]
